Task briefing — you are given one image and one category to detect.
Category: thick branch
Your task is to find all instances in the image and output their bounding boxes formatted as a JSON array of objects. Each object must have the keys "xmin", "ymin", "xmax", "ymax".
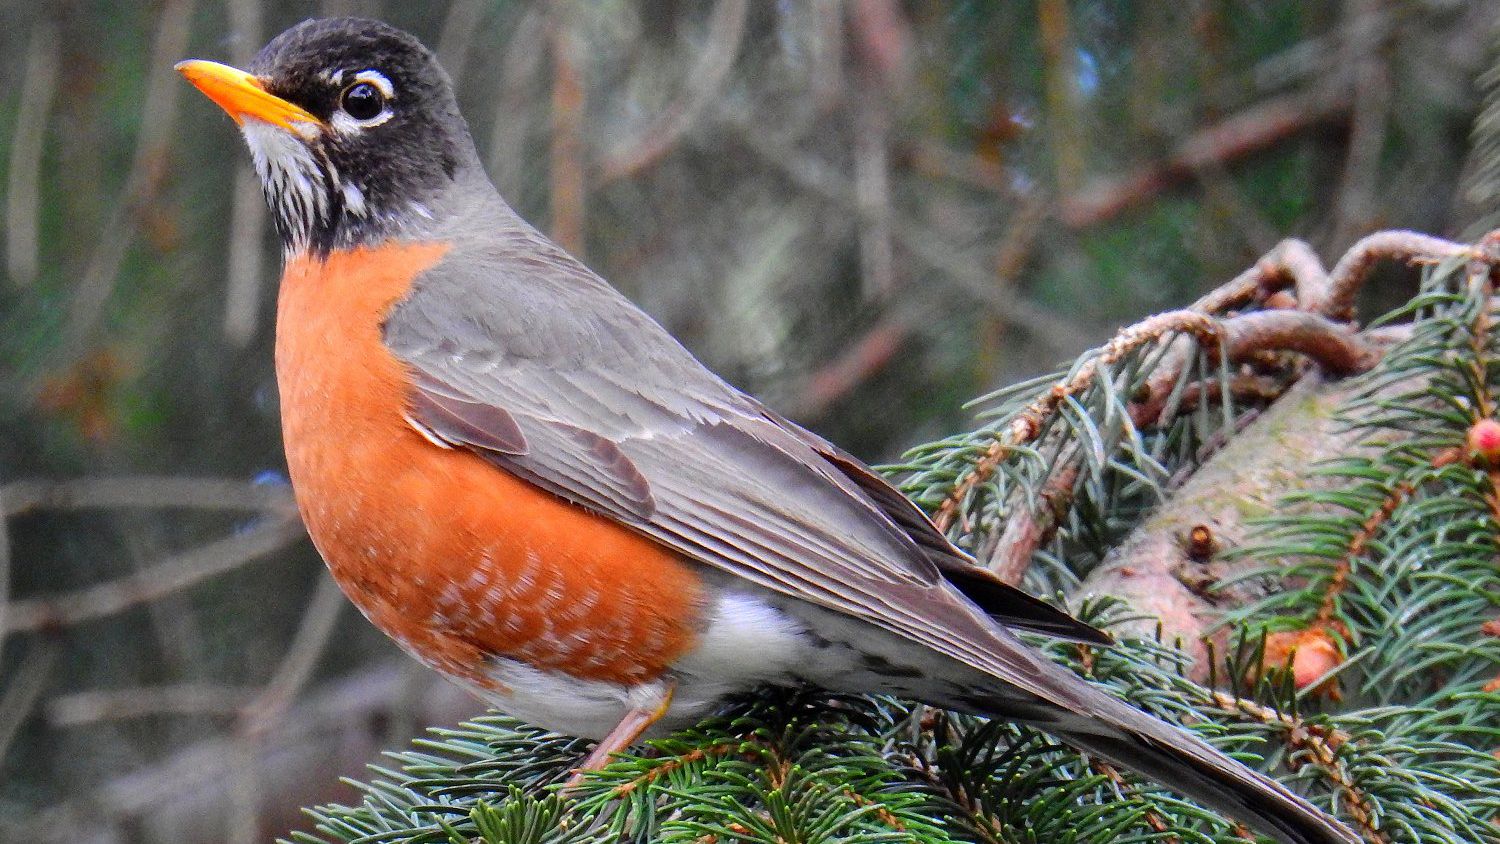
[{"xmin": 1074, "ymin": 364, "xmax": 1407, "ymax": 681}]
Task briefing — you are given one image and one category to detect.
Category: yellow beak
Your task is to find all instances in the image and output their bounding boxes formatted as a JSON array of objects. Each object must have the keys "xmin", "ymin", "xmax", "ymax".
[{"xmin": 175, "ymin": 60, "xmax": 321, "ymax": 132}]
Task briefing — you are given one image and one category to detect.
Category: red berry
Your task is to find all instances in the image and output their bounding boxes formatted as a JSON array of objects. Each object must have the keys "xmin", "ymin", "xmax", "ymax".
[{"xmin": 1467, "ymin": 418, "xmax": 1500, "ymax": 467}]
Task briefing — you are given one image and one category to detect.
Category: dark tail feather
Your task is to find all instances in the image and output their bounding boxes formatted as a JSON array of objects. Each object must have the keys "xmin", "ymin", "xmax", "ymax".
[{"xmin": 1031, "ymin": 691, "xmax": 1361, "ymax": 844}]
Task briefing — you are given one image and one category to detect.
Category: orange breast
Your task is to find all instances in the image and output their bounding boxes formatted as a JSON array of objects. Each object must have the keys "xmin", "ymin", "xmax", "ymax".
[{"xmin": 275, "ymin": 243, "xmax": 704, "ymax": 687}]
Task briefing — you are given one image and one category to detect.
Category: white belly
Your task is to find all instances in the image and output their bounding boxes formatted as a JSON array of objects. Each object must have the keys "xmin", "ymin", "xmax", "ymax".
[
  {"xmin": 463, "ymin": 587, "xmax": 953, "ymax": 739},
  {"xmin": 469, "ymin": 589, "xmax": 822, "ymax": 739}
]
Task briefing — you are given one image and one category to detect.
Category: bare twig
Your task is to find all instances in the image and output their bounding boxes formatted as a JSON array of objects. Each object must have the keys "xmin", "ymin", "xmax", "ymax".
[
  {"xmin": 1061, "ymin": 87, "xmax": 1352, "ymax": 229},
  {"xmin": 1, "ymin": 476, "xmax": 293, "ymax": 517},
  {"xmin": 0, "ymin": 484, "xmax": 11, "ymax": 654},
  {"xmin": 1038, "ymin": 0, "xmax": 1085, "ymax": 195},
  {"xmin": 1318, "ymin": 230, "xmax": 1477, "ymax": 319},
  {"xmin": 986, "ymin": 462, "xmax": 1078, "ymax": 583},
  {"xmin": 5, "ymin": 19, "xmax": 60, "ymax": 287},
  {"xmin": 728, "ymin": 121, "xmax": 1091, "ymax": 352},
  {"xmin": 1219, "ymin": 310, "xmax": 1381, "ymax": 373},
  {"xmin": 227, "ymin": 737, "xmax": 262, "ymax": 844},
  {"xmin": 0, "ymin": 639, "xmax": 60, "ymax": 763},
  {"xmin": 786, "ymin": 313, "xmax": 910, "ymax": 419},
  {"xmin": 16, "ymin": 663, "xmax": 476, "ymax": 844},
  {"xmin": 598, "ymin": 0, "xmax": 749, "ymax": 184},
  {"xmin": 239, "ymin": 574, "xmax": 345, "ymax": 736},
  {"xmin": 810, "ymin": 0, "xmax": 845, "ymax": 109},
  {"xmin": 905, "ymin": 141, "xmax": 1025, "ymax": 198},
  {"xmin": 1205, "ymin": 689, "xmax": 1384, "ymax": 843},
  {"xmin": 854, "ymin": 83, "xmax": 896, "ymax": 299},
  {"xmin": 220, "ymin": 0, "xmax": 267, "ymax": 348},
  {"xmin": 44, "ymin": 0, "xmax": 197, "ymax": 392},
  {"xmin": 223, "ymin": 168, "xmax": 268, "ymax": 346},
  {"xmin": 548, "ymin": 6, "xmax": 586, "ymax": 254},
  {"xmin": 436, "ymin": 0, "xmax": 488, "ymax": 87},
  {"xmin": 47, "ymin": 684, "xmax": 255, "ymax": 726},
  {"xmin": 1330, "ymin": 0, "xmax": 1392, "ymax": 248},
  {"xmin": 228, "ymin": 573, "xmax": 345, "ymax": 844},
  {"xmin": 486, "ymin": 6, "xmax": 548, "ymax": 194},
  {"xmin": 1187, "ymin": 238, "xmax": 1325, "ymax": 314},
  {"xmin": 849, "ymin": 0, "xmax": 912, "ymax": 87},
  {"xmin": 4, "ymin": 516, "xmax": 303, "ymax": 634},
  {"xmin": 1130, "ymin": 310, "xmax": 1380, "ymax": 428},
  {"xmin": 936, "ymin": 310, "xmax": 1221, "ymax": 532},
  {"xmin": 963, "ymin": 229, "xmax": 1479, "ymax": 573}
]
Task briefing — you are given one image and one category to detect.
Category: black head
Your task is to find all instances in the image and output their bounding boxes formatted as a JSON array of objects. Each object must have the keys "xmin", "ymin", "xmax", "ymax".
[{"xmin": 181, "ymin": 18, "xmax": 480, "ymax": 255}]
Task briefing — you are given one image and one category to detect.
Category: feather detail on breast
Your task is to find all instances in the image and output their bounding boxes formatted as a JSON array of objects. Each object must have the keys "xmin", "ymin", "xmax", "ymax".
[{"xmin": 273, "ymin": 242, "xmax": 705, "ymax": 685}]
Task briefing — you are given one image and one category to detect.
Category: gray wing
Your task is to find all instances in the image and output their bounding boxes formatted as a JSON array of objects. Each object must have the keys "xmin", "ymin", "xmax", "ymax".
[{"xmin": 383, "ymin": 231, "xmax": 1108, "ymax": 680}]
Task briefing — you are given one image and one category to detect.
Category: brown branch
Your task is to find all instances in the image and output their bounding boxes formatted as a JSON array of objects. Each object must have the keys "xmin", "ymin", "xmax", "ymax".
[
  {"xmin": 1061, "ymin": 87, "xmax": 1352, "ymax": 229},
  {"xmin": 1316, "ymin": 230, "xmax": 1478, "ymax": 320},
  {"xmin": 786, "ymin": 315, "xmax": 910, "ymax": 420},
  {"xmin": 220, "ymin": 0, "xmax": 268, "ymax": 347},
  {"xmin": 597, "ymin": 0, "xmax": 749, "ymax": 184},
  {"xmin": 238, "ymin": 575, "xmax": 345, "ymax": 736},
  {"xmin": 935, "ymin": 310, "xmax": 1221, "ymax": 532},
  {"xmin": 40, "ymin": 0, "xmax": 197, "ymax": 396},
  {"xmin": 611, "ymin": 738, "xmax": 743, "ymax": 796},
  {"xmin": 0, "ymin": 639, "xmax": 60, "ymax": 763},
  {"xmin": 47, "ymin": 684, "xmax": 255, "ymax": 726},
  {"xmin": 986, "ymin": 462, "xmax": 1078, "ymax": 584},
  {"xmin": 1188, "ymin": 238, "xmax": 1328, "ymax": 316},
  {"xmin": 1204, "ymin": 691, "xmax": 1383, "ymax": 843},
  {"xmin": 548, "ymin": 7, "xmax": 586, "ymax": 255},
  {"xmin": 5, "ymin": 19, "xmax": 59, "ymax": 288},
  {"xmin": 1129, "ymin": 310, "xmax": 1382, "ymax": 429},
  {"xmin": 4, "ymin": 516, "xmax": 303, "ymax": 634},
  {"xmin": 968, "ymin": 229, "xmax": 1460, "ymax": 577},
  {"xmin": 1, "ymin": 476, "xmax": 294, "ymax": 517},
  {"xmin": 1316, "ymin": 481, "xmax": 1409, "ymax": 626},
  {"xmin": 1221, "ymin": 310, "xmax": 1382, "ymax": 374}
]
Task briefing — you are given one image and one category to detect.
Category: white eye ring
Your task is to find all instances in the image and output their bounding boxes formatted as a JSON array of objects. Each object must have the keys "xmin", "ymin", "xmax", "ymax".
[
  {"xmin": 352, "ymin": 69, "xmax": 395, "ymax": 100},
  {"xmin": 331, "ymin": 69, "xmax": 396, "ymax": 132}
]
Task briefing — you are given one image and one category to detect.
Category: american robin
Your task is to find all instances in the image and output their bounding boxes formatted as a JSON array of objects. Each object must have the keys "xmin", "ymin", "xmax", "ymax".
[{"xmin": 177, "ymin": 18, "xmax": 1357, "ymax": 844}]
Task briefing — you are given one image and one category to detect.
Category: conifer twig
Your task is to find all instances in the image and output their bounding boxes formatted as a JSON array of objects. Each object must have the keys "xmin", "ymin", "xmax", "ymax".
[
  {"xmin": 1204, "ymin": 690, "xmax": 1383, "ymax": 843},
  {"xmin": 935, "ymin": 310, "xmax": 1220, "ymax": 532}
]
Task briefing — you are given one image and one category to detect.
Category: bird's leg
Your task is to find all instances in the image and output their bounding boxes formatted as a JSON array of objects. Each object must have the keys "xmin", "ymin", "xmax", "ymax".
[{"xmin": 566, "ymin": 681, "xmax": 677, "ymax": 787}]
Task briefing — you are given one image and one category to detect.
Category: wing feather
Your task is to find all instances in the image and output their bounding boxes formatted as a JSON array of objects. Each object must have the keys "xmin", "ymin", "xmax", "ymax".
[{"xmin": 384, "ymin": 242, "xmax": 1109, "ymax": 688}]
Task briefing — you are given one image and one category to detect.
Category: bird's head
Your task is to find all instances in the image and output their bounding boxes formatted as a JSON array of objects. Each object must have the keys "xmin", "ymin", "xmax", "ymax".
[{"xmin": 178, "ymin": 18, "xmax": 478, "ymax": 256}]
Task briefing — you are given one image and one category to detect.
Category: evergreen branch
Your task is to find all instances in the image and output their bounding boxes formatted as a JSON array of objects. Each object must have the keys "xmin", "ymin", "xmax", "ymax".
[{"xmin": 932, "ymin": 310, "xmax": 1219, "ymax": 533}]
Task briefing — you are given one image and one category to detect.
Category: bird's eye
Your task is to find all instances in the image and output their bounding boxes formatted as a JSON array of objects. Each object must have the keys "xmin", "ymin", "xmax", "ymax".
[{"xmin": 340, "ymin": 82, "xmax": 386, "ymax": 122}]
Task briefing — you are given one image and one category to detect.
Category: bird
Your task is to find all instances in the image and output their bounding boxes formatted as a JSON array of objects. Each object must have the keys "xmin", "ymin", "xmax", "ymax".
[{"xmin": 176, "ymin": 18, "xmax": 1359, "ymax": 844}]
